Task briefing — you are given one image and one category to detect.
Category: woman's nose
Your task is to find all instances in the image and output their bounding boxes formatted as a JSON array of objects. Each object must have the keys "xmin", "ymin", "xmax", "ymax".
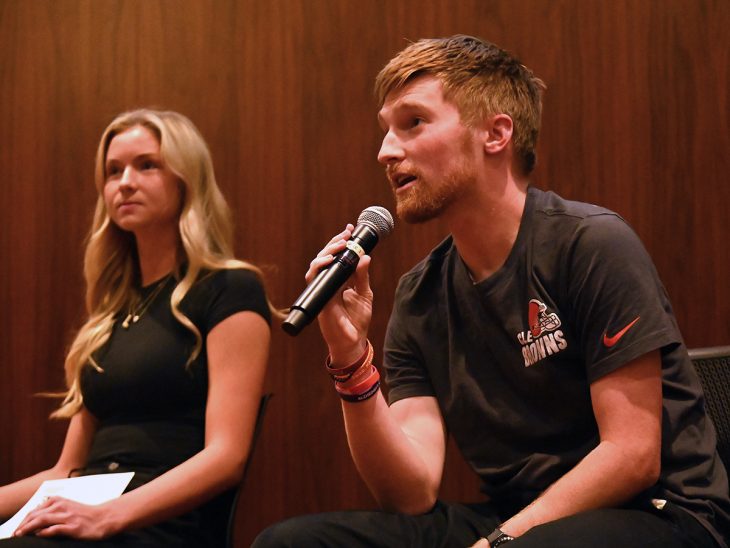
[{"xmin": 119, "ymin": 166, "xmax": 136, "ymax": 189}]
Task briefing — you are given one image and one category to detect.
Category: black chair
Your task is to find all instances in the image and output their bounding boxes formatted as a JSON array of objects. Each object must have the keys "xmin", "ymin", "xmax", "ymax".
[
  {"xmin": 688, "ymin": 346, "xmax": 730, "ymax": 467},
  {"xmin": 203, "ymin": 393, "xmax": 273, "ymax": 547}
]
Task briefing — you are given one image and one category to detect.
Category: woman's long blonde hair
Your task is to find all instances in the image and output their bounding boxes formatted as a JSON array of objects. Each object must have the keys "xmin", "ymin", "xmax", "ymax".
[{"xmin": 53, "ymin": 109, "xmax": 276, "ymax": 418}]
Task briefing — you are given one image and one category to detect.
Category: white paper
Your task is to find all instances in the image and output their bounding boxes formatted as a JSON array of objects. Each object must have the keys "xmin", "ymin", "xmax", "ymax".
[{"xmin": 0, "ymin": 472, "xmax": 134, "ymax": 539}]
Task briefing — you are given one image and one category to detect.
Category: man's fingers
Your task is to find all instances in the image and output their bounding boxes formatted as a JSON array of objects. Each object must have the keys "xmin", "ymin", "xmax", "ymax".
[{"xmin": 352, "ymin": 255, "xmax": 372, "ymax": 295}]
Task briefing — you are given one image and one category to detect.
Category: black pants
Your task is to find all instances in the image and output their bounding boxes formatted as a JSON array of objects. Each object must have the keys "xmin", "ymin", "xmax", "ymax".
[
  {"xmin": 0, "ymin": 538, "xmax": 171, "ymax": 547},
  {"xmin": 252, "ymin": 499, "xmax": 719, "ymax": 548},
  {"xmin": 0, "ymin": 535, "xmax": 195, "ymax": 547},
  {"xmin": 0, "ymin": 532, "xmax": 194, "ymax": 548}
]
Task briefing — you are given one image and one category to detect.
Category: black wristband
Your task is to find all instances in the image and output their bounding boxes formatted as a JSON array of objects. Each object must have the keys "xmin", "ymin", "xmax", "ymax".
[{"xmin": 486, "ymin": 527, "xmax": 515, "ymax": 547}]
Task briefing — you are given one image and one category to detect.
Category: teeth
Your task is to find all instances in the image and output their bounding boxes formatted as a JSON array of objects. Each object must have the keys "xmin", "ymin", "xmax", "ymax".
[{"xmin": 388, "ymin": 171, "xmax": 416, "ymax": 188}]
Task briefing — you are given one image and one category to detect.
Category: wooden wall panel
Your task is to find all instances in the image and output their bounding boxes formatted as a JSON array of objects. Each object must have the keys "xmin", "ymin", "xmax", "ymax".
[{"xmin": 1, "ymin": 1, "xmax": 728, "ymax": 545}]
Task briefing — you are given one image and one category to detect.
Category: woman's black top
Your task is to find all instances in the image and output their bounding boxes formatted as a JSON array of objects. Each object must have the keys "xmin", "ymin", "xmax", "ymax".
[{"xmin": 73, "ymin": 268, "xmax": 269, "ymax": 547}]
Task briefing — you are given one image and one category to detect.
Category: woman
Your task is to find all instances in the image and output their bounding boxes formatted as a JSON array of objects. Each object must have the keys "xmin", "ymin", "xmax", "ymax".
[{"xmin": 0, "ymin": 109, "xmax": 275, "ymax": 546}]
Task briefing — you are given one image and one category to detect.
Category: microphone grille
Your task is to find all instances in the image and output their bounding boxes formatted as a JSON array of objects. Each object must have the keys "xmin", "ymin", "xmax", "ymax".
[{"xmin": 358, "ymin": 206, "xmax": 394, "ymax": 237}]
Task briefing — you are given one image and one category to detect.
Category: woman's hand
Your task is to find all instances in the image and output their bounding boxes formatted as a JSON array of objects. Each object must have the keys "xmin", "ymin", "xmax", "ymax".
[
  {"xmin": 305, "ymin": 224, "xmax": 373, "ymax": 364},
  {"xmin": 14, "ymin": 496, "xmax": 118, "ymax": 539}
]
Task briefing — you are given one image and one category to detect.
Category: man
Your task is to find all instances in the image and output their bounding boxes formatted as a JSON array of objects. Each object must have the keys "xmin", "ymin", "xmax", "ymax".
[{"xmin": 255, "ymin": 35, "xmax": 729, "ymax": 547}]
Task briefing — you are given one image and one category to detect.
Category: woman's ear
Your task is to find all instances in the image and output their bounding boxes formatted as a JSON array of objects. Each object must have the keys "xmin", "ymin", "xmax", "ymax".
[{"xmin": 483, "ymin": 114, "xmax": 514, "ymax": 155}]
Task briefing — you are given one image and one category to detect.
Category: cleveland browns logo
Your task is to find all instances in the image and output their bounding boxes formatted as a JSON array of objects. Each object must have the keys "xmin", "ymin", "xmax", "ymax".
[
  {"xmin": 528, "ymin": 299, "xmax": 561, "ymax": 337},
  {"xmin": 518, "ymin": 299, "xmax": 567, "ymax": 367}
]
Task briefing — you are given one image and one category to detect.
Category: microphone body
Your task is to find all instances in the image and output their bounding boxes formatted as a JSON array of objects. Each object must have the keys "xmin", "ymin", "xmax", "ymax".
[{"xmin": 282, "ymin": 206, "xmax": 394, "ymax": 336}]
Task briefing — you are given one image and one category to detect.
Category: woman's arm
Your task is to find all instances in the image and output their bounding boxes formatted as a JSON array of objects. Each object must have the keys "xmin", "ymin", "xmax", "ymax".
[
  {"xmin": 0, "ymin": 407, "xmax": 96, "ymax": 518},
  {"xmin": 14, "ymin": 310, "xmax": 270, "ymax": 539}
]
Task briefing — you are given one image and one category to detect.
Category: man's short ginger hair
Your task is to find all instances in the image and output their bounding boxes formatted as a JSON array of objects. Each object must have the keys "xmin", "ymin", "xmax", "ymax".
[{"xmin": 375, "ymin": 35, "xmax": 546, "ymax": 175}]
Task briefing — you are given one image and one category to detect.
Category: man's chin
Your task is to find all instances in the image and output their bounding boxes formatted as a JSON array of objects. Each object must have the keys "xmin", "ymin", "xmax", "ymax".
[{"xmin": 396, "ymin": 201, "xmax": 442, "ymax": 224}]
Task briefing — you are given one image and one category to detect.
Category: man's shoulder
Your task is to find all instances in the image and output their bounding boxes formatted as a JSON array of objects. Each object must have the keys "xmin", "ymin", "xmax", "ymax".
[
  {"xmin": 532, "ymin": 187, "xmax": 620, "ymax": 222},
  {"xmin": 530, "ymin": 188, "xmax": 636, "ymax": 250}
]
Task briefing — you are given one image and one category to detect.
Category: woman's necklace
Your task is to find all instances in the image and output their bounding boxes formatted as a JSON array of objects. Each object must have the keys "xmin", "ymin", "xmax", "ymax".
[{"xmin": 121, "ymin": 275, "xmax": 171, "ymax": 329}]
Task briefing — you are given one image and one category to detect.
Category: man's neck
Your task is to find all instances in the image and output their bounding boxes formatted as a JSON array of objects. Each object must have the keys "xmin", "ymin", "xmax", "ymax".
[{"xmin": 447, "ymin": 179, "xmax": 528, "ymax": 283}]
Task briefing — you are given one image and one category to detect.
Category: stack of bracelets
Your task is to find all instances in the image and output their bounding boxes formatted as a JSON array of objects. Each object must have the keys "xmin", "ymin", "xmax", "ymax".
[{"xmin": 326, "ymin": 339, "xmax": 380, "ymax": 402}]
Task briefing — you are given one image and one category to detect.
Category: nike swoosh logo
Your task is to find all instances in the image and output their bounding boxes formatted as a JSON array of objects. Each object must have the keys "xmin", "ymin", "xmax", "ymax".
[{"xmin": 602, "ymin": 316, "xmax": 640, "ymax": 348}]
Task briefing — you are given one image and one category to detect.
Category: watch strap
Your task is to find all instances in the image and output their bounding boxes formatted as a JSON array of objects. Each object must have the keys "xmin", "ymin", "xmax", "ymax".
[{"xmin": 486, "ymin": 527, "xmax": 515, "ymax": 546}]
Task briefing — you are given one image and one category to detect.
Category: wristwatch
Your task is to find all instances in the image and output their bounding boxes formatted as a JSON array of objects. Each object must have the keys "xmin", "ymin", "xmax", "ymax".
[{"xmin": 486, "ymin": 527, "xmax": 515, "ymax": 547}]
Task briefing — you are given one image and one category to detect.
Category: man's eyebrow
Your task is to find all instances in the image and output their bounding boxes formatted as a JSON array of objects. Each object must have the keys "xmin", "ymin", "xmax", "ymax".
[{"xmin": 378, "ymin": 98, "xmax": 428, "ymax": 123}]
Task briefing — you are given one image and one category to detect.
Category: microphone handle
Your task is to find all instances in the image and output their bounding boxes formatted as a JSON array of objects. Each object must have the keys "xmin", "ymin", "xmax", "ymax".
[
  {"xmin": 282, "ymin": 225, "xmax": 378, "ymax": 336},
  {"xmin": 298, "ymin": 248, "xmax": 360, "ymax": 309}
]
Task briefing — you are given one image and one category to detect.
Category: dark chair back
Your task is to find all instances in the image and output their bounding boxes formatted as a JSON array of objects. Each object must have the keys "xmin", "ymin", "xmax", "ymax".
[
  {"xmin": 202, "ymin": 393, "xmax": 273, "ymax": 547},
  {"xmin": 688, "ymin": 346, "xmax": 730, "ymax": 467}
]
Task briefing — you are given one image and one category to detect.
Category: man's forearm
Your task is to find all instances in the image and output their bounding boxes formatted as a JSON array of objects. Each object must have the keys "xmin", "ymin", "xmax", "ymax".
[
  {"xmin": 501, "ymin": 438, "xmax": 659, "ymax": 537},
  {"xmin": 342, "ymin": 393, "xmax": 446, "ymax": 515}
]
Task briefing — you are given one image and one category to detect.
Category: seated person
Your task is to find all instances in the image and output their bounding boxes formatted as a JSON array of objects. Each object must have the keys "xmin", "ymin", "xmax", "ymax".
[
  {"xmin": 0, "ymin": 109, "xmax": 275, "ymax": 547},
  {"xmin": 254, "ymin": 35, "xmax": 730, "ymax": 547}
]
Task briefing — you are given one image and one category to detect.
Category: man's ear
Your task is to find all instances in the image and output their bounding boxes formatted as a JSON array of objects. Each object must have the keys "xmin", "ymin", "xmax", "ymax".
[{"xmin": 483, "ymin": 114, "xmax": 513, "ymax": 155}]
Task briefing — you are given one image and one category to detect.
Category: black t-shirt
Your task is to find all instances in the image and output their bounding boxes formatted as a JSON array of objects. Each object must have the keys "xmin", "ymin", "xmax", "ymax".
[
  {"xmin": 83, "ymin": 269, "xmax": 270, "ymax": 416},
  {"xmin": 384, "ymin": 187, "xmax": 730, "ymax": 546},
  {"xmin": 77, "ymin": 267, "xmax": 270, "ymax": 546}
]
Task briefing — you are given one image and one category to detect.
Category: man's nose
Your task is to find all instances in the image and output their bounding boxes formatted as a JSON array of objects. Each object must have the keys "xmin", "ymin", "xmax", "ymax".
[{"xmin": 377, "ymin": 131, "xmax": 405, "ymax": 165}]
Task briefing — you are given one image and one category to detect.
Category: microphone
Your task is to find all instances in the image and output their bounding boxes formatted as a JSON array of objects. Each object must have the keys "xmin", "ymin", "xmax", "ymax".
[{"xmin": 282, "ymin": 206, "xmax": 394, "ymax": 336}]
